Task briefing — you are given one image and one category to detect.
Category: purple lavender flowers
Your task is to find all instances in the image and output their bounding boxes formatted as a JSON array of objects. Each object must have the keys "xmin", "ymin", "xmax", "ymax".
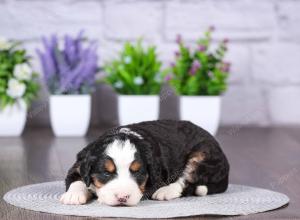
[
  {"xmin": 189, "ymin": 60, "xmax": 201, "ymax": 75},
  {"xmin": 37, "ymin": 31, "xmax": 98, "ymax": 94}
]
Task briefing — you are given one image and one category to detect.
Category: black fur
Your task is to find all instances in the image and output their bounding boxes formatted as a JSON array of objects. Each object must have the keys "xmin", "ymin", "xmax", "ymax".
[{"xmin": 65, "ymin": 120, "xmax": 230, "ymax": 198}]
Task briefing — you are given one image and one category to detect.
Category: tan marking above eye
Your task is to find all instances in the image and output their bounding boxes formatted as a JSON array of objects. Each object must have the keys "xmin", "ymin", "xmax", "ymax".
[
  {"xmin": 130, "ymin": 161, "xmax": 142, "ymax": 172},
  {"xmin": 104, "ymin": 159, "xmax": 116, "ymax": 173}
]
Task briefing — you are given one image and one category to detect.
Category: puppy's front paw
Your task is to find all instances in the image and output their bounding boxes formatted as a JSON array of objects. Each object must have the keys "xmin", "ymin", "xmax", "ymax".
[
  {"xmin": 60, "ymin": 190, "xmax": 89, "ymax": 205},
  {"xmin": 152, "ymin": 183, "xmax": 182, "ymax": 201}
]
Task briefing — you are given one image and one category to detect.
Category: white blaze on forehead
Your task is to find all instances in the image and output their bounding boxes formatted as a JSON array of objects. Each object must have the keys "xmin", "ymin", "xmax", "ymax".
[{"xmin": 105, "ymin": 139, "xmax": 136, "ymax": 171}]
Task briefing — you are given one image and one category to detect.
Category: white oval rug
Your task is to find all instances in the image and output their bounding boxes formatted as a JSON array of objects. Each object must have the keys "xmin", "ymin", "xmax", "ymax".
[{"xmin": 3, "ymin": 181, "xmax": 289, "ymax": 218}]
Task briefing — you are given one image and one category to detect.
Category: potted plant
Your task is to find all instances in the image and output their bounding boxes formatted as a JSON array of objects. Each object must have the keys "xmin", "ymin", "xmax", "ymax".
[
  {"xmin": 0, "ymin": 37, "xmax": 39, "ymax": 136},
  {"xmin": 103, "ymin": 40, "xmax": 163, "ymax": 125},
  {"xmin": 166, "ymin": 27, "xmax": 230, "ymax": 135},
  {"xmin": 37, "ymin": 32, "xmax": 98, "ymax": 136}
]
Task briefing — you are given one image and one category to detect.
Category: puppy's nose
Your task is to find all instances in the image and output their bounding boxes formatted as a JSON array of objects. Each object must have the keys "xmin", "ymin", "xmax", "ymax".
[{"xmin": 116, "ymin": 194, "xmax": 130, "ymax": 203}]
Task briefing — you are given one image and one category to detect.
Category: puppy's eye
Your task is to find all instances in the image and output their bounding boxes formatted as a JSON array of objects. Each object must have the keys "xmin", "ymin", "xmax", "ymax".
[
  {"xmin": 103, "ymin": 171, "xmax": 112, "ymax": 176},
  {"xmin": 130, "ymin": 161, "xmax": 142, "ymax": 173}
]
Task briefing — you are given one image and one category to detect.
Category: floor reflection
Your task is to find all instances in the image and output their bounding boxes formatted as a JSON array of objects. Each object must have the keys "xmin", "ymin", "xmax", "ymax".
[{"xmin": 22, "ymin": 133, "xmax": 55, "ymax": 182}]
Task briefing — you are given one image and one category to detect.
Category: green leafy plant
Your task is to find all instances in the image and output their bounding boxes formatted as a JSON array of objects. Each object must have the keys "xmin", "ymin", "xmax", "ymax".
[
  {"xmin": 0, "ymin": 38, "xmax": 39, "ymax": 109},
  {"xmin": 103, "ymin": 40, "xmax": 163, "ymax": 95},
  {"xmin": 165, "ymin": 27, "xmax": 230, "ymax": 96}
]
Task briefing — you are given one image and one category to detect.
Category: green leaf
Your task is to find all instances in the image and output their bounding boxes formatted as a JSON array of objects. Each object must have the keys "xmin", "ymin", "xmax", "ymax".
[
  {"xmin": 166, "ymin": 28, "xmax": 229, "ymax": 96},
  {"xmin": 103, "ymin": 40, "xmax": 162, "ymax": 95}
]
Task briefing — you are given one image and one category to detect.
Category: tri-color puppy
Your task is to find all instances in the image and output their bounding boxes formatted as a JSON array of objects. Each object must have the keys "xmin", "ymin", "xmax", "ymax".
[{"xmin": 60, "ymin": 120, "xmax": 229, "ymax": 206}]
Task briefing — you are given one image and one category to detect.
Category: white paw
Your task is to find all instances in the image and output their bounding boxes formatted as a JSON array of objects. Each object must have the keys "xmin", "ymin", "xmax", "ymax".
[
  {"xmin": 60, "ymin": 190, "xmax": 89, "ymax": 205},
  {"xmin": 152, "ymin": 183, "xmax": 182, "ymax": 201},
  {"xmin": 195, "ymin": 185, "xmax": 208, "ymax": 196},
  {"xmin": 60, "ymin": 181, "xmax": 90, "ymax": 205}
]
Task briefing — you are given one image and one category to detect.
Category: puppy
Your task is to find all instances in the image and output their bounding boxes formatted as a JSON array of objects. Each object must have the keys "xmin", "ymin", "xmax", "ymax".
[{"xmin": 60, "ymin": 120, "xmax": 229, "ymax": 206}]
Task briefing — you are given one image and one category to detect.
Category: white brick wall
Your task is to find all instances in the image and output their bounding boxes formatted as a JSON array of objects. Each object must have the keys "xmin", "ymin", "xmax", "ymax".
[
  {"xmin": 164, "ymin": 0, "xmax": 276, "ymax": 41},
  {"xmin": 253, "ymin": 43, "xmax": 300, "ymax": 84},
  {"xmin": 1, "ymin": 0, "xmax": 300, "ymax": 126},
  {"xmin": 225, "ymin": 44, "xmax": 251, "ymax": 83},
  {"xmin": 268, "ymin": 87, "xmax": 300, "ymax": 125},
  {"xmin": 104, "ymin": 1, "xmax": 163, "ymax": 40},
  {"xmin": 277, "ymin": 1, "xmax": 300, "ymax": 42},
  {"xmin": 221, "ymin": 85, "xmax": 269, "ymax": 126},
  {"xmin": 0, "ymin": 1, "xmax": 103, "ymax": 40}
]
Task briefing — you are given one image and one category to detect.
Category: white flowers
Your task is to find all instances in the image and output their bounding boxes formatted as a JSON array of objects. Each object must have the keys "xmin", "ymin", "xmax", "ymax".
[
  {"xmin": 114, "ymin": 76, "xmax": 144, "ymax": 89},
  {"xmin": 0, "ymin": 37, "xmax": 12, "ymax": 50},
  {"xmin": 114, "ymin": 81, "xmax": 124, "ymax": 89},
  {"xmin": 5, "ymin": 63, "xmax": 32, "ymax": 99},
  {"xmin": 123, "ymin": 56, "xmax": 132, "ymax": 64},
  {"xmin": 133, "ymin": 76, "xmax": 144, "ymax": 85},
  {"xmin": 6, "ymin": 78, "xmax": 26, "ymax": 99},
  {"xmin": 13, "ymin": 63, "xmax": 32, "ymax": 81}
]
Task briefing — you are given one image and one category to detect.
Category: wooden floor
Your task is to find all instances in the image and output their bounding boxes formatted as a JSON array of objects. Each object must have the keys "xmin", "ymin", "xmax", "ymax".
[{"xmin": 0, "ymin": 126, "xmax": 299, "ymax": 220}]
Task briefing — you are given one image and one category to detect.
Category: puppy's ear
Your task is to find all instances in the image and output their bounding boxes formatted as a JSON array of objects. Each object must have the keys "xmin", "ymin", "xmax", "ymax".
[
  {"xmin": 139, "ymin": 141, "xmax": 160, "ymax": 187},
  {"xmin": 80, "ymin": 151, "xmax": 97, "ymax": 187}
]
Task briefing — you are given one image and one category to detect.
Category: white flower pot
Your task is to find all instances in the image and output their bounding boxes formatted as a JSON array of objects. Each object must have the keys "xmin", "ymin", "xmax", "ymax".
[
  {"xmin": 50, "ymin": 95, "xmax": 91, "ymax": 137},
  {"xmin": 0, "ymin": 100, "xmax": 27, "ymax": 136},
  {"xmin": 180, "ymin": 96, "xmax": 221, "ymax": 135},
  {"xmin": 118, "ymin": 95, "xmax": 159, "ymax": 125}
]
